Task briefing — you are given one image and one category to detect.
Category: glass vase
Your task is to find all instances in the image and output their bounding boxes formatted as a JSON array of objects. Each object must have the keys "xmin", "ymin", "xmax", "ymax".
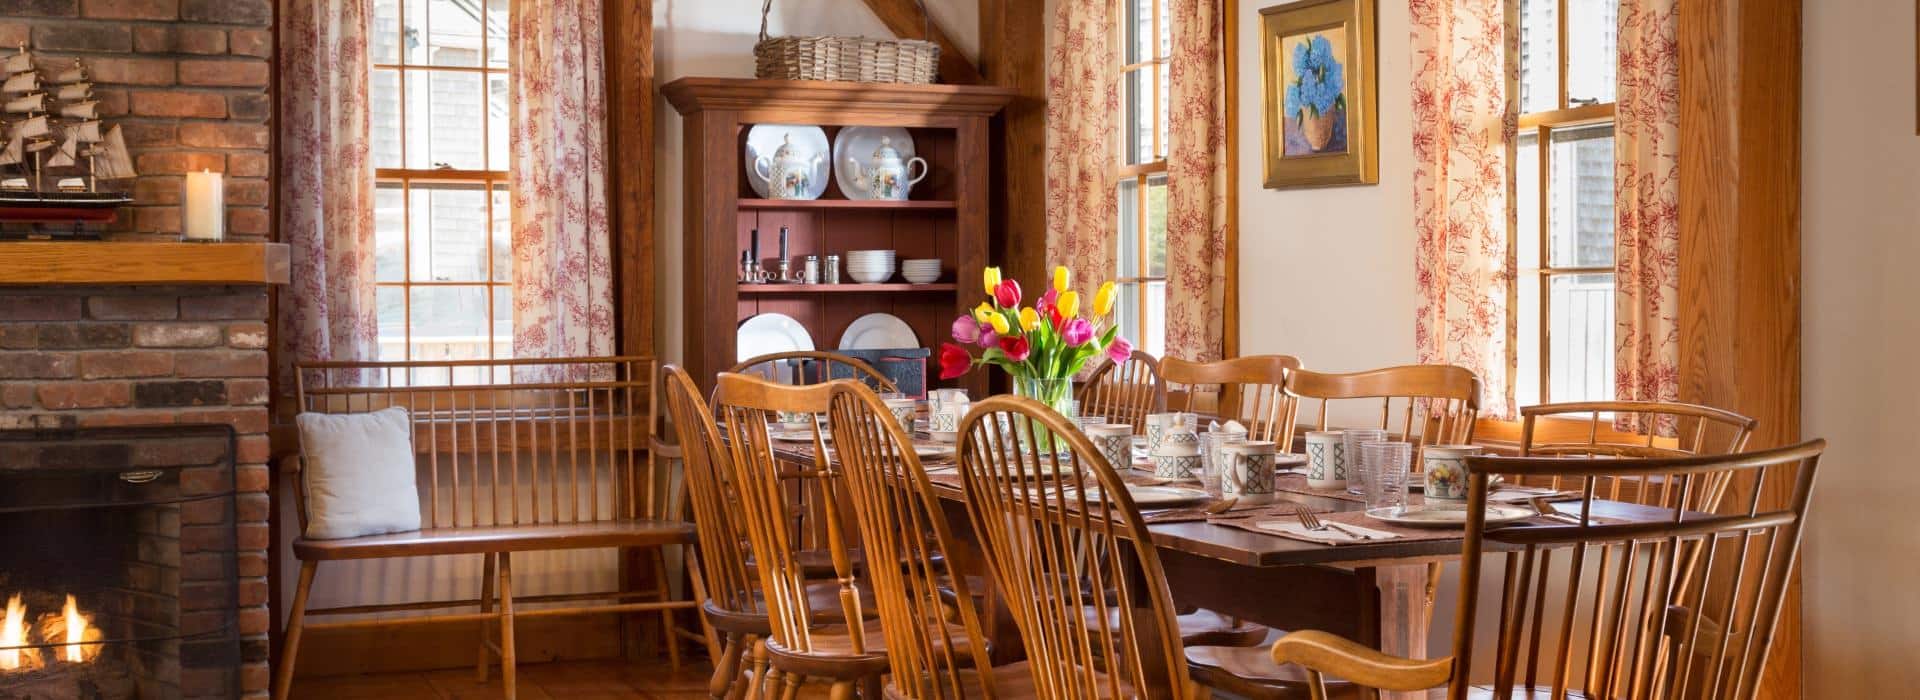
[{"xmin": 1013, "ymin": 375, "xmax": 1077, "ymax": 455}]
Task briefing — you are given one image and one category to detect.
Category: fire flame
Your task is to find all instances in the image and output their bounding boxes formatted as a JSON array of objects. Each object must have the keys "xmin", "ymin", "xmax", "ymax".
[
  {"xmin": 0, "ymin": 593, "xmax": 98, "ymax": 671},
  {"xmin": 61, "ymin": 595, "xmax": 88, "ymax": 663},
  {"xmin": 0, "ymin": 594, "xmax": 23, "ymax": 670}
]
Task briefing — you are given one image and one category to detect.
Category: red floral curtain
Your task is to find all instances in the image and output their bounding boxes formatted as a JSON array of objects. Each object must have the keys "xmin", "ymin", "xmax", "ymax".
[
  {"xmin": 278, "ymin": 0, "xmax": 378, "ymax": 383},
  {"xmin": 1165, "ymin": 0, "xmax": 1228, "ymax": 363},
  {"xmin": 1045, "ymin": 0, "xmax": 1120, "ymax": 305},
  {"xmin": 1410, "ymin": 0, "xmax": 1518, "ymax": 418},
  {"xmin": 509, "ymin": 0, "xmax": 614, "ymax": 371},
  {"xmin": 1614, "ymin": 0, "xmax": 1681, "ymax": 429}
]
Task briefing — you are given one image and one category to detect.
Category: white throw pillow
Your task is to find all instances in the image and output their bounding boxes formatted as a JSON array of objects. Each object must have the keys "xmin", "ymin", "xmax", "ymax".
[{"xmin": 297, "ymin": 407, "xmax": 423, "ymax": 540}]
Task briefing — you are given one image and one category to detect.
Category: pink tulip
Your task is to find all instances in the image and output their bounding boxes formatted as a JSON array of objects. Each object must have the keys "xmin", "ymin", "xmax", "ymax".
[
  {"xmin": 1036, "ymin": 288, "xmax": 1058, "ymax": 315},
  {"xmin": 1061, "ymin": 317, "xmax": 1094, "ymax": 346},
  {"xmin": 994, "ymin": 279, "xmax": 1022, "ymax": 308},
  {"xmin": 950, "ymin": 315, "xmax": 979, "ymax": 344},
  {"xmin": 1107, "ymin": 336, "xmax": 1134, "ymax": 364},
  {"xmin": 977, "ymin": 323, "xmax": 998, "ymax": 348}
]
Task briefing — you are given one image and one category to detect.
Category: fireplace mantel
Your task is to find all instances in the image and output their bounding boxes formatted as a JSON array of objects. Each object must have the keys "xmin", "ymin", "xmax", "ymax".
[{"xmin": 0, "ymin": 241, "xmax": 290, "ymax": 286}]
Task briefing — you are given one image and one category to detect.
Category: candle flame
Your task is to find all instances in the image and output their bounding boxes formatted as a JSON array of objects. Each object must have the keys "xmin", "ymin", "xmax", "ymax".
[
  {"xmin": 61, "ymin": 595, "xmax": 89, "ymax": 663},
  {"xmin": 0, "ymin": 594, "xmax": 24, "ymax": 670}
]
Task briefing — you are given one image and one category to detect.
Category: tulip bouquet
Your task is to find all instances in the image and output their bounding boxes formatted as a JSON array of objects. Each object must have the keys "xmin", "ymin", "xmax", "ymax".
[{"xmin": 939, "ymin": 265, "xmax": 1132, "ymax": 437}]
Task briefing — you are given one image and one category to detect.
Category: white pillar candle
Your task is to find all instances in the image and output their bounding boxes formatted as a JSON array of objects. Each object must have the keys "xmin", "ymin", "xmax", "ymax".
[{"xmin": 182, "ymin": 169, "xmax": 224, "ymax": 242}]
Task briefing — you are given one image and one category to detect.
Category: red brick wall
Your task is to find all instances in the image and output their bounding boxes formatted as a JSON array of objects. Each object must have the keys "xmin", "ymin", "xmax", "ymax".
[
  {"xmin": 0, "ymin": 0, "xmax": 272, "ymax": 241},
  {"xmin": 0, "ymin": 285, "xmax": 272, "ymax": 697}
]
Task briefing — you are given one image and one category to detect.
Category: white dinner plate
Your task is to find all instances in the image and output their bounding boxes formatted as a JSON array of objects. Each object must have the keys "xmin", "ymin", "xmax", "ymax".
[
  {"xmin": 737, "ymin": 313, "xmax": 814, "ymax": 362},
  {"xmin": 1077, "ymin": 485, "xmax": 1212, "ymax": 506},
  {"xmin": 771, "ymin": 428, "xmax": 829, "ymax": 443},
  {"xmin": 913, "ymin": 444, "xmax": 954, "ymax": 459},
  {"xmin": 832, "ymin": 126, "xmax": 916, "ymax": 200},
  {"xmin": 839, "ymin": 313, "xmax": 918, "ymax": 350},
  {"xmin": 1363, "ymin": 504, "xmax": 1535, "ymax": 528},
  {"xmin": 745, "ymin": 124, "xmax": 831, "ymax": 200}
]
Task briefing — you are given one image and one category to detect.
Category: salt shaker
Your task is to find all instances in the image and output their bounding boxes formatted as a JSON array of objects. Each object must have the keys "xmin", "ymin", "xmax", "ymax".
[
  {"xmin": 824, "ymin": 255, "xmax": 841, "ymax": 284},
  {"xmin": 803, "ymin": 255, "xmax": 821, "ymax": 284}
]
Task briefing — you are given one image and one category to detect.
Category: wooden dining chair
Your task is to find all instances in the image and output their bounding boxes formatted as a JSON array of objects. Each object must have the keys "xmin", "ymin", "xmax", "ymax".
[
  {"xmin": 1283, "ymin": 364, "xmax": 1482, "ymax": 451},
  {"xmin": 1518, "ymin": 400, "xmax": 1758, "ymax": 511},
  {"xmin": 731, "ymin": 350, "xmax": 900, "ymax": 394},
  {"xmin": 1269, "ymin": 440, "xmax": 1826, "ymax": 700},
  {"xmin": 823, "ymin": 380, "xmax": 1007, "ymax": 698},
  {"xmin": 1160, "ymin": 355, "xmax": 1301, "ymax": 443},
  {"xmin": 952, "ymin": 394, "xmax": 1192, "ymax": 698},
  {"xmin": 712, "ymin": 373, "xmax": 890, "ymax": 699},
  {"xmin": 1078, "ymin": 349, "xmax": 1168, "ymax": 432}
]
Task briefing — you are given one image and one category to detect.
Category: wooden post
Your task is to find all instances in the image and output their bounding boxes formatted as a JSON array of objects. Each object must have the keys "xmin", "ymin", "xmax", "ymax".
[
  {"xmin": 980, "ymin": 0, "xmax": 1049, "ymax": 291},
  {"xmin": 605, "ymin": 0, "xmax": 656, "ymax": 357}
]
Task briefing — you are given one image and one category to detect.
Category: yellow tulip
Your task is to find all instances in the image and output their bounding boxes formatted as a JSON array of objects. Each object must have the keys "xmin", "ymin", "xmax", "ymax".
[
  {"xmin": 1057, "ymin": 291, "xmax": 1080, "ymax": 319},
  {"xmin": 983, "ymin": 267, "xmax": 1002, "ymax": 296},
  {"xmin": 1094, "ymin": 281, "xmax": 1116, "ymax": 316},
  {"xmin": 987, "ymin": 312, "xmax": 1010, "ymax": 335},
  {"xmin": 1018, "ymin": 307, "xmax": 1040, "ymax": 331},
  {"xmin": 972, "ymin": 302, "xmax": 994, "ymax": 324},
  {"xmin": 1052, "ymin": 266, "xmax": 1070, "ymax": 293}
]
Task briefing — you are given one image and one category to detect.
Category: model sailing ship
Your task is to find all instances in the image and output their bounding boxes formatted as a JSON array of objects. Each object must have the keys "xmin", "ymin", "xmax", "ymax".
[{"xmin": 0, "ymin": 43, "xmax": 137, "ymax": 222}]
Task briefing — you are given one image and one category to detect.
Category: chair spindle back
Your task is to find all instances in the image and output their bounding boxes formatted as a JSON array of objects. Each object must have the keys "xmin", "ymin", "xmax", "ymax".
[
  {"xmin": 1519, "ymin": 401, "xmax": 1758, "ymax": 512},
  {"xmin": 1076, "ymin": 350, "xmax": 1168, "ymax": 432},
  {"xmin": 1159, "ymin": 355, "xmax": 1300, "ymax": 444},
  {"xmin": 661, "ymin": 364, "xmax": 759, "ymax": 619},
  {"xmin": 1284, "ymin": 365, "xmax": 1480, "ymax": 454},
  {"xmin": 730, "ymin": 350, "xmax": 900, "ymax": 394}
]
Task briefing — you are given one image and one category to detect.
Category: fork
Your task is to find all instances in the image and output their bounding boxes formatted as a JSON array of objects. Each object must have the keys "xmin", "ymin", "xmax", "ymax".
[
  {"xmin": 1292, "ymin": 504, "xmax": 1372, "ymax": 540},
  {"xmin": 1528, "ymin": 496, "xmax": 1585, "ymax": 524}
]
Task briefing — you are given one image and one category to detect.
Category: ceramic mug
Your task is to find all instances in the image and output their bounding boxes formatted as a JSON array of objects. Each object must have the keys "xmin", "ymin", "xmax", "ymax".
[
  {"xmin": 1304, "ymin": 430, "xmax": 1348, "ymax": 490},
  {"xmin": 1220, "ymin": 441, "xmax": 1278, "ymax": 505},
  {"xmin": 776, "ymin": 411, "xmax": 812, "ymax": 430},
  {"xmin": 1421, "ymin": 444, "xmax": 1482, "ymax": 502},
  {"xmin": 1152, "ymin": 450, "xmax": 1202, "ymax": 481},
  {"xmin": 1084, "ymin": 423, "xmax": 1133, "ymax": 470},
  {"xmin": 928, "ymin": 389, "xmax": 969, "ymax": 435},
  {"xmin": 1144, "ymin": 412, "xmax": 1197, "ymax": 454},
  {"xmin": 883, "ymin": 398, "xmax": 918, "ymax": 435}
]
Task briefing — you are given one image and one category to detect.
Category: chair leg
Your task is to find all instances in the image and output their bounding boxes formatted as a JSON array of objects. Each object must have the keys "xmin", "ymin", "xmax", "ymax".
[
  {"xmin": 687, "ymin": 549, "xmax": 722, "ymax": 661},
  {"xmin": 499, "ymin": 553, "xmax": 516, "ymax": 700},
  {"xmin": 745, "ymin": 639, "xmax": 771, "ymax": 700},
  {"xmin": 858, "ymin": 674, "xmax": 882, "ymax": 699},
  {"xmin": 708, "ymin": 633, "xmax": 744, "ymax": 700},
  {"xmin": 272, "ymin": 560, "xmax": 317, "ymax": 700},
  {"xmin": 779, "ymin": 672, "xmax": 804, "ymax": 700},
  {"xmin": 827, "ymin": 679, "xmax": 854, "ymax": 700},
  {"xmin": 655, "ymin": 547, "xmax": 682, "ymax": 670},
  {"xmin": 477, "ymin": 553, "xmax": 497, "ymax": 682}
]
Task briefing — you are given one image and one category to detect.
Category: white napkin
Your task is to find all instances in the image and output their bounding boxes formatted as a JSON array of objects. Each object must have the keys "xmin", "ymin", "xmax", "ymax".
[{"xmin": 1253, "ymin": 519, "xmax": 1401, "ymax": 545}]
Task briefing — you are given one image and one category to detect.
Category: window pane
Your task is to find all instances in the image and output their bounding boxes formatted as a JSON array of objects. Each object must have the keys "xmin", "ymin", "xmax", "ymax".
[
  {"xmin": 1518, "ymin": 0, "xmax": 1558, "ymax": 113},
  {"xmin": 1547, "ymin": 123, "xmax": 1615, "ymax": 268},
  {"xmin": 491, "ymin": 183, "xmax": 512, "ymax": 282},
  {"xmin": 1155, "ymin": 62, "xmax": 1169, "ymax": 161},
  {"xmin": 1145, "ymin": 174, "xmax": 1167, "ymax": 277},
  {"xmin": 1514, "ymin": 131, "xmax": 1542, "ymax": 406},
  {"xmin": 492, "ymin": 285, "xmax": 513, "ymax": 357},
  {"xmin": 426, "ymin": 0, "xmax": 482, "ymax": 67},
  {"xmin": 1117, "ymin": 178, "xmax": 1141, "ymax": 278},
  {"xmin": 375, "ymin": 182, "xmax": 406, "ymax": 281},
  {"xmin": 409, "ymin": 285, "xmax": 490, "ymax": 373},
  {"xmin": 486, "ymin": 0, "xmax": 509, "ymax": 68},
  {"xmin": 1113, "ymin": 282, "xmax": 1141, "ymax": 356},
  {"xmin": 1565, "ymin": 0, "xmax": 1617, "ymax": 106},
  {"xmin": 370, "ymin": 68, "xmax": 402, "ymax": 168},
  {"xmin": 487, "ymin": 74, "xmax": 509, "ymax": 170},
  {"xmin": 1123, "ymin": 68, "xmax": 1152, "ymax": 165},
  {"xmin": 401, "ymin": 0, "xmax": 428, "ymax": 65},
  {"xmin": 410, "ymin": 183, "xmax": 490, "ymax": 282},
  {"xmin": 371, "ymin": 0, "xmax": 402, "ymax": 64},
  {"xmin": 377, "ymin": 286, "xmax": 407, "ymax": 361},
  {"xmin": 1141, "ymin": 280, "xmax": 1166, "ymax": 358},
  {"xmin": 419, "ymin": 70, "xmax": 487, "ymax": 170},
  {"xmin": 1547, "ymin": 273, "xmax": 1616, "ymax": 403}
]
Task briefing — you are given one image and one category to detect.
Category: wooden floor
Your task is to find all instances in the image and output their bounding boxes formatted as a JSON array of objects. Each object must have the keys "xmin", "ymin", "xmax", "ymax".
[{"xmin": 289, "ymin": 658, "xmax": 725, "ymax": 700}]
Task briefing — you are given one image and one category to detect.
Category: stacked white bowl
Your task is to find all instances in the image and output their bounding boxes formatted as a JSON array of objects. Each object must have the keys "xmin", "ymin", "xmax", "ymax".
[
  {"xmin": 845, "ymin": 249, "xmax": 897, "ymax": 284},
  {"xmin": 900, "ymin": 258, "xmax": 942, "ymax": 284}
]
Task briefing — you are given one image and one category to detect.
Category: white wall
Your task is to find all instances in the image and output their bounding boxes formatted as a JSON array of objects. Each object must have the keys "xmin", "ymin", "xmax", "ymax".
[
  {"xmin": 652, "ymin": 0, "xmax": 981, "ymax": 361},
  {"xmin": 1233, "ymin": 0, "xmax": 1417, "ymax": 376},
  {"xmin": 1801, "ymin": 1, "xmax": 1920, "ymax": 696}
]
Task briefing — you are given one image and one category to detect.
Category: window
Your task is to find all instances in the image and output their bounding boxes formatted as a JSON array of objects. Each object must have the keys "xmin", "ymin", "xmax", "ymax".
[
  {"xmin": 1114, "ymin": 0, "xmax": 1169, "ymax": 358},
  {"xmin": 369, "ymin": 0, "xmax": 512, "ymax": 384},
  {"xmin": 1514, "ymin": 0, "xmax": 1617, "ymax": 406}
]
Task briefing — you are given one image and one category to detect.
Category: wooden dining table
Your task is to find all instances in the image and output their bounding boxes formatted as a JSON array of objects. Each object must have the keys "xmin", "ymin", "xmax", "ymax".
[{"xmin": 763, "ymin": 432, "xmax": 1686, "ymax": 699}]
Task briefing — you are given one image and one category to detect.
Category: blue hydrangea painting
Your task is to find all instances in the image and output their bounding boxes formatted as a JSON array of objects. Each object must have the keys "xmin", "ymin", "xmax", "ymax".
[{"xmin": 1282, "ymin": 31, "xmax": 1349, "ymax": 156}]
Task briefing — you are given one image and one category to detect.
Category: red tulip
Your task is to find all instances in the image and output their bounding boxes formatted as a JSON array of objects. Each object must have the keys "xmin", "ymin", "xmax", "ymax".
[
  {"xmin": 1036, "ymin": 288, "xmax": 1058, "ymax": 315},
  {"xmin": 939, "ymin": 343, "xmax": 974, "ymax": 380},
  {"xmin": 999, "ymin": 335, "xmax": 1031, "ymax": 362},
  {"xmin": 994, "ymin": 279, "xmax": 1022, "ymax": 308}
]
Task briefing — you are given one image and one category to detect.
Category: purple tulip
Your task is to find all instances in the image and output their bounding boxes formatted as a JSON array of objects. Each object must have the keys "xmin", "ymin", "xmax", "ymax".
[
  {"xmin": 1061, "ymin": 317, "xmax": 1094, "ymax": 346},
  {"xmin": 951, "ymin": 314, "xmax": 979, "ymax": 344},
  {"xmin": 977, "ymin": 323, "xmax": 998, "ymax": 349},
  {"xmin": 1107, "ymin": 336, "xmax": 1134, "ymax": 364}
]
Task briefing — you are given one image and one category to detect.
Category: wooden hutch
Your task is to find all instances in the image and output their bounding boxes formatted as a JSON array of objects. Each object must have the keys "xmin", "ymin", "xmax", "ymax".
[{"xmin": 663, "ymin": 77, "xmax": 1014, "ymax": 394}]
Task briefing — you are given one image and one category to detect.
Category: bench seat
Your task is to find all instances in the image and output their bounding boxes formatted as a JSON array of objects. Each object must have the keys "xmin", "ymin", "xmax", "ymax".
[{"xmin": 293, "ymin": 519, "xmax": 696, "ymax": 560}]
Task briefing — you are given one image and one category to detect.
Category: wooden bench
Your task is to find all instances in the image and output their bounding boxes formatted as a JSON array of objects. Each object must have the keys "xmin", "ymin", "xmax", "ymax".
[{"xmin": 275, "ymin": 357, "xmax": 703, "ymax": 700}]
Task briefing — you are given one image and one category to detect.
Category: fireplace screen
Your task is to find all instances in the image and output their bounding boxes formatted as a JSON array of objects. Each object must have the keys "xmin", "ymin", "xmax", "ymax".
[{"xmin": 0, "ymin": 426, "xmax": 240, "ymax": 699}]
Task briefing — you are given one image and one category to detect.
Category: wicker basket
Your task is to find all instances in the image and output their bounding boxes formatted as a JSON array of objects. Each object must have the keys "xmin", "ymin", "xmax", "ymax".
[{"xmin": 753, "ymin": 0, "xmax": 940, "ymax": 84}]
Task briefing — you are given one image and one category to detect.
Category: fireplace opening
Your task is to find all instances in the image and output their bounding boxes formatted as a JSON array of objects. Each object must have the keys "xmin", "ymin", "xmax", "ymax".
[{"xmin": 0, "ymin": 426, "xmax": 240, "ymax": 700}]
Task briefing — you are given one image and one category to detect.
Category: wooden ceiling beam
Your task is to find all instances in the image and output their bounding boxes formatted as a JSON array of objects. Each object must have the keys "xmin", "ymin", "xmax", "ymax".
[{"xmin": 859, "ymin": 0, "xmax": 985, "ymax": 85}]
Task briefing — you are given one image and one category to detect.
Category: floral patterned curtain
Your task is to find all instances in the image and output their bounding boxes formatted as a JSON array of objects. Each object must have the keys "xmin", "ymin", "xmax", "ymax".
[
  {"xmin": 1045, "ymin": 0, "xmax": 1120, "ymax": 305},
  {"xmin": 278, "ymin": 0, "xmax": 378, "ymax": 384},
  {"xmin": 509, "ymin": 0, "xmax": 614, "ymax": 372},
  {"xmin": 1614, "ymin": 0, "xmax": 1681, "ymax": 430},
  {"xmin": 1164, "ymin": 0, "xmax": 1228, "ymax": 363},
  {"xmin": 1410, "ymin": 0, "xmax": 1518, "ymax": 418}
]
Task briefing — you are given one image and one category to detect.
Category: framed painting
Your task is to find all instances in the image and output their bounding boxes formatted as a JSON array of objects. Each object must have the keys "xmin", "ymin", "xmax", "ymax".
[{"xmin": 1260, "ymin": 0, "xmax": 1378, "ymax": 188}]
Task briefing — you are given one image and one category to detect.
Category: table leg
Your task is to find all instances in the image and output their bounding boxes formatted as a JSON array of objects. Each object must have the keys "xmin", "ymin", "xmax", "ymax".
[{"xmin": 1374, "ymin": 563, "xmax": 1432, "ymax": 700}]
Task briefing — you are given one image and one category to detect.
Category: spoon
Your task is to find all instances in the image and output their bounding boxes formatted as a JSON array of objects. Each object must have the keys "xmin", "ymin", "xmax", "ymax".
[{"xmin": 1204, "ymin": 497, "xmax": 1240, "ymax": 515}]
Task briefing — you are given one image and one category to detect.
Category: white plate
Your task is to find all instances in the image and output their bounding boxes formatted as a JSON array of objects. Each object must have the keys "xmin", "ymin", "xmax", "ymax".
[
  {"xmin": 839, "ymin": 313, "xmax": 918, "ymax": 350},
  {"xmin": 832, "ymin": 126, "xmax": 916, "ymax": 200},
  {"xmin": 737, "ymin": 313, "xmax": 814, "ymax": 362},
  {"xmin": 1364, "ymin": 504, "xmax": 1535, "ymax": 528},
  {"xmin": 913, "ymin": 444, "xmax": 953, "ymax": 459},
  {"xmin": 1077, "ymin": 485, "xmax": 1212, "ymax": 506},
  {"xmin": 771, "ymin": 428, "xmax": 828, "ymax": 443},
  {"xmin": 745, "ymin": 124, "xmax": 831, "ymax": 200}
]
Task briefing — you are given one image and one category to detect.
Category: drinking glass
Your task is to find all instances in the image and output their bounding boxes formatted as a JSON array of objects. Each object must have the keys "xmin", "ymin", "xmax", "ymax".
[
  {"xmin": 1361, "ymin": 441, "xmax": 1412, "ymax": 513},
  {"xmin": 1342, "ymin": 428, "xmax": 1389, "ymax": 496},
  {"xmin": 1197, "ymin": 431, "xmax": 1244, "ymax": 498}
]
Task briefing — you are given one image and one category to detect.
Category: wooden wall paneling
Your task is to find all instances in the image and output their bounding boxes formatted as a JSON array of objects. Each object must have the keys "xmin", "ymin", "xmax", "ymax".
[
  {"xmin": 979, "ymin": 0, "xmax": 1049, "ymax": 291},
  {"xmin": 606, "ymin": 0, "xmax": 656, "ymax": 356},
  {"xmin": 1223, "ymin": 0, "xmax": 1240, "ymax": 358},
  {"xmin": 857, "ymin": 0, "xmax": 986, "ymax": 85},
  {"xmin": 1677, "ymin": 0, "xmax": 1803, "ymax": 696}
]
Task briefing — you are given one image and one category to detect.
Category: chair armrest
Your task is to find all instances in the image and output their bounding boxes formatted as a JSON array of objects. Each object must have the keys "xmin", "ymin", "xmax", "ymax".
[
  {"xmin": 648, "ymin": 435, "xmax": 682, "ymax": 460},
  {"xmin": 1269, "ymin": 630, "xmax": 1453, "ymax": 693}
]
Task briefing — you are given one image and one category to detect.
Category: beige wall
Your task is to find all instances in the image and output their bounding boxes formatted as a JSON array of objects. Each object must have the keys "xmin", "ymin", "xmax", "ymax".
[
  {"xmin": 652, "ymin": 0, "xmax": 981, "ymax": 362},
  {"xmin": 1801, "ymin": 0, "xmax": 1920, "ymax": 695}
]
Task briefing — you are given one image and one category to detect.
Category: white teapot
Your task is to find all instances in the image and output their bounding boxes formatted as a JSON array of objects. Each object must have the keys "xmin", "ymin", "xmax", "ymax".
[
  {"xmin": 843, "ymin": 137, "xmax": 928, "ymax": 201},
  {"xmin": 753, "ymin": 134, "xmax": 823, "ymax": 200}
]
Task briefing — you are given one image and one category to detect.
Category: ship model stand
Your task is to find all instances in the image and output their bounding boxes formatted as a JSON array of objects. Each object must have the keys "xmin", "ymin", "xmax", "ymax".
[{"xmin": 0, "ymin": 43, "xmax": 138, "ymax": 238}]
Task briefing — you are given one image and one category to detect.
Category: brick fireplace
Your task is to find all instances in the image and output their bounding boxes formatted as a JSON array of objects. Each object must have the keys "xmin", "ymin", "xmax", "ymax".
[{"xmin": 1, "ymin": 285, "xmax": 274, "ymax": 697}]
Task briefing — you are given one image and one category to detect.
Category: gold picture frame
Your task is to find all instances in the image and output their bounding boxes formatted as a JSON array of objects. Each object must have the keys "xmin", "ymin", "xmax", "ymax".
[{"xmin": 1260, "ymin": 0, "xmax": 1378, "ymax": 188}]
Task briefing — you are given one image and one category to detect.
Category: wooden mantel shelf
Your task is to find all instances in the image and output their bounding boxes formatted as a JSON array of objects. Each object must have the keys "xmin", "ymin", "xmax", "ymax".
[{"xmin": 0, "ymin": 241, "xmax": 291, "ymax": 286}]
